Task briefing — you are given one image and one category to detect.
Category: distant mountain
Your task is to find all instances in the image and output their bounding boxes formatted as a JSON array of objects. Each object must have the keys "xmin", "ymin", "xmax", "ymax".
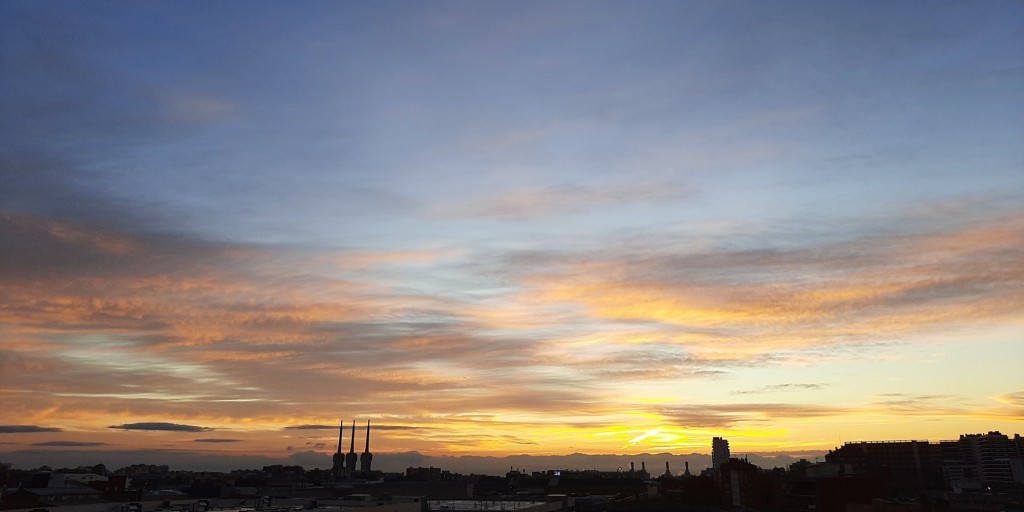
[{"xmin": 374, "ymin": 450, "xmax": 824, "ymax": 475}]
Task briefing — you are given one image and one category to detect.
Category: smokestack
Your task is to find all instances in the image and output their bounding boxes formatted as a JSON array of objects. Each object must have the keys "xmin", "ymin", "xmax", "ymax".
[
  {"xmin": 630, "ymin": 462, "xmax": 635, "ymax": 472},
  {"xmin": 364, "ymin": 419, "xmax": 371, "ymax": 453},
  {"xmin": 342, "ymin": 417, "xmax": 350, "ymax": 454},
  {"xmin": 345, "ymin": 420, "xmax": 358, "ymax": 472},
  {"xmin": 331, "ymin": 419, "xmax": 346, "ymax": 479},
  {"xmin": 641, "ymin": 461, "xmax": 646, "ymax": 473},
  {"xmin": 349, "ymin": 421, "xmax": 356, "ymax": 453},
  {"xmin": 359, "ymin": 420, "xmax": 374, "ymax": 472}
]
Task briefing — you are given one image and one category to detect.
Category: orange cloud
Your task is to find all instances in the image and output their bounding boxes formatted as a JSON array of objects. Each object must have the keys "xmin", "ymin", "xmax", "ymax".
[
  {"xmin": 519, "ymin": 214, "xmax": 1024, "ymax": 358},
  {"xmin": 2, "ymin": 208, "xmax": 1022, "ymax": 458}
]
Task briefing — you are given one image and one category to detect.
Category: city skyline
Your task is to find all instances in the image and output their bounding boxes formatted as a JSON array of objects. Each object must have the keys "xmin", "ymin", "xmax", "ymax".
[
  {"xmin": 2, "ymin": 430, "xmax": 1021, "ymax": 477},
  {"xmin": 1, "ymin": 1, "xmax": 1022, "ymax": 466}
]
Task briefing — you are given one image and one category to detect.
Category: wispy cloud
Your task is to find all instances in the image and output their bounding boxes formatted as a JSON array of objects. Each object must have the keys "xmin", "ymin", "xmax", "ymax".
[
  {"xmin": 523, "ymin": 211, "xmax": 1024, "ymax": 358},
  {"xmin": 993, "ymin": 391, "xmax": 1024, "ymax": 408},
  {"xmin": 0, "ymin": 0, "xmax": 1021, "ymax": 462},
  {"xmin": 0, "ymin": 425, "xmax": 62, "ymax": 433},
  {"xmin": 33, "ymin": 441, "xmax": 108, "ymax": 447},
  {"xmin": 733, "ymin": 384, "xmax": 830, "ymax": 395},
  {"xmin": 109, "ymin": 423, "xmax": 213, "ymax": 432},
  {"xmin": 1, "ymin": 198, "xmax": 1020, "ymax": 454},
  {"xmin": 435, "ymin": 183, "xmax": 691, "ymax": 219},
  {"xmin": 656, "ymin": 403, "xmax": 849, "ymax": 429}
]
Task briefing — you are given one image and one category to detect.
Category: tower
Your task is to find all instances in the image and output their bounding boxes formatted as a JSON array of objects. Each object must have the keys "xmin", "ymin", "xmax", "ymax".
[
  {"xmin": 712, "ymin": 437, "xmax": 731, "ymax": 469},
  {"xmin": 331, "ymin": 420, "xmax": 345, "ymax": 478},
  {"xmin": 344, "ymin": 421, "xmax": 358, "ymax": 471},
  {"xmin": 360, "ymin": 419, "xmax": 373, "ymax": 472}
]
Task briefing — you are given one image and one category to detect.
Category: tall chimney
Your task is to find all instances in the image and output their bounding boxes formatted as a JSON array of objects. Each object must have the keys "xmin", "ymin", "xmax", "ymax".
[
  {"xmin": 345, "ymin": 420, "xmax": 358, "ymax": 472},
  {"xmin": 359, "ymin": 419, "xmax": 374, "ymax": 472},
  {"xmin": 342, "ymin": 419, "xmax": 350, "ymax": 456},
  {"xmin": 364, "ymin": 419, "xmax": 371, "ymax": 453},
  {"xmin": 331, "ymin": 419, "xmax": 345, "ymax": 479},
  {"xmin": 349, "ymin": 421, "xmax": 356, "ymax": 453}
]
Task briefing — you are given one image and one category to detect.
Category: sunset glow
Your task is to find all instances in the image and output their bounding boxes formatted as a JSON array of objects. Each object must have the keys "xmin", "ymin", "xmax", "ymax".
[{"xmin": 1, "ymin": 1, "xmax": 1022, "ymax": 472}]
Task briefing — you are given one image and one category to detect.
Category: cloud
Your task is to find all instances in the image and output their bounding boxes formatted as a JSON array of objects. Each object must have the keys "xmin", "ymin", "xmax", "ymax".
[
  {"xmin": 733, "ymin": 384, "xmax": 830, "ymax": 395},
  {"xmin": 656, "ymin": 403, "xmax": 849, "ymax": 429},
  {"xmin": 501, "ymin": 435, "xmax": 539, "ymax": 446},
  {"xmin": 1, "ymin": 196, "xmax": 1021, "ymax": 454},
  {"xmin": 283, "ymin": 424, "xmax": 425, "ymax": 431},
  {"xmin": 109, "ymin": 423, "xmax": 212, "ymax": 432},
  {"xmin": 32, "ymin": 441, "xmax": 108, "ymax": 447},
  {"xmin": 865, "ymin": 394, "xmax": 989, "ymax": 417},
  {"xmin": 0, "ymin": 425, "xmax": 62, "ymax": 433},
  {"xmin": 0, "ymin": 0, "xmax": 1019, "ymax": 463},
  {"xmin": 193, "ymin": 438, "xmax": 241, "ymax": 443},
  {"xmin": 993, "ymin": 391, "xmax": 1024, "ymax": 407},
  {"xmin": 0, "ymin": 10, "xmax": 237, "ymax": 235},
  {"xmin": 157, "ymin": 89, "xmax": 238, "ymax": 123},
  {"xmin": 520, "ymin": 210, "xmax": 1024, "ymax": 358},
  {"xmin": 435, "ymin": 183, "xmax": 691, "ymax": 219}
]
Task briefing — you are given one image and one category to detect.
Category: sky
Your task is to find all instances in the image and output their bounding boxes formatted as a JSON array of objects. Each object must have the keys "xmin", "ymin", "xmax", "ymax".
[{"xmin": 1, "ymin": 1, "xmax": 1022, "ymax": 472}]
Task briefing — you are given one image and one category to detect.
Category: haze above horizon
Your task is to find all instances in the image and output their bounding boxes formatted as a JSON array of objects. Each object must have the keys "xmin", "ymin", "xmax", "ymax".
[{"xmin": 1, "ymin": 1, "xmax": 1022, "ymax": 466}]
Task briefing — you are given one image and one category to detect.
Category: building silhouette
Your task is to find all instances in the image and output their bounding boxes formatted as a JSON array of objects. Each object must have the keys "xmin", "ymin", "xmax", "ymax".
[
  {"xmin": 825, "ymin": 430, "xmax": 1024, "ymax": 490},
  {"xmin": 716, "ymin": 457, "xmax": 765, "ymax": 509},
  {"xmin": 712, "ymin": 436, "xmax": 731, "ymax": 469},
  {"xmin": 956, "ymin": 431, "xmax": 1023, "ymax": 486}
]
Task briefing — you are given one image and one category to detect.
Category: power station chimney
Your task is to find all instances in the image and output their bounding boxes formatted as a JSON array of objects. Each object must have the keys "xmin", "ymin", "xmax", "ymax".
[
  {"xmin": 331, "ymin": 419, "xmax": 345, "ymax": 478},
  {"xmin": 342, "ymin": 419, "xmax": 350, "ymax": 456},
  {"xmin": 359, "ymin": 419, "xmax": 373, "ymax": 472},
  {"xmin": 365, "ymin": 419, "xmax": 371, "ymax": 453},
  {"xmin": 344, "ymin": 420, "xmax": 358, "ymax": 471},
  {"xmin": 350, "ymin": 421, "xmax": 356, "ymax": 453}
]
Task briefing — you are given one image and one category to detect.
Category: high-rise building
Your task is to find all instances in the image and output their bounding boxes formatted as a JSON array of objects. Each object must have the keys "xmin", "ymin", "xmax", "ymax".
[
  {"xmin": 958, "ymin": 431, "xmax": 1022, "ymax": 486},
  {"xmin": 712, "ymin": 437, "xmax": 731, "ymax": 469}
]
